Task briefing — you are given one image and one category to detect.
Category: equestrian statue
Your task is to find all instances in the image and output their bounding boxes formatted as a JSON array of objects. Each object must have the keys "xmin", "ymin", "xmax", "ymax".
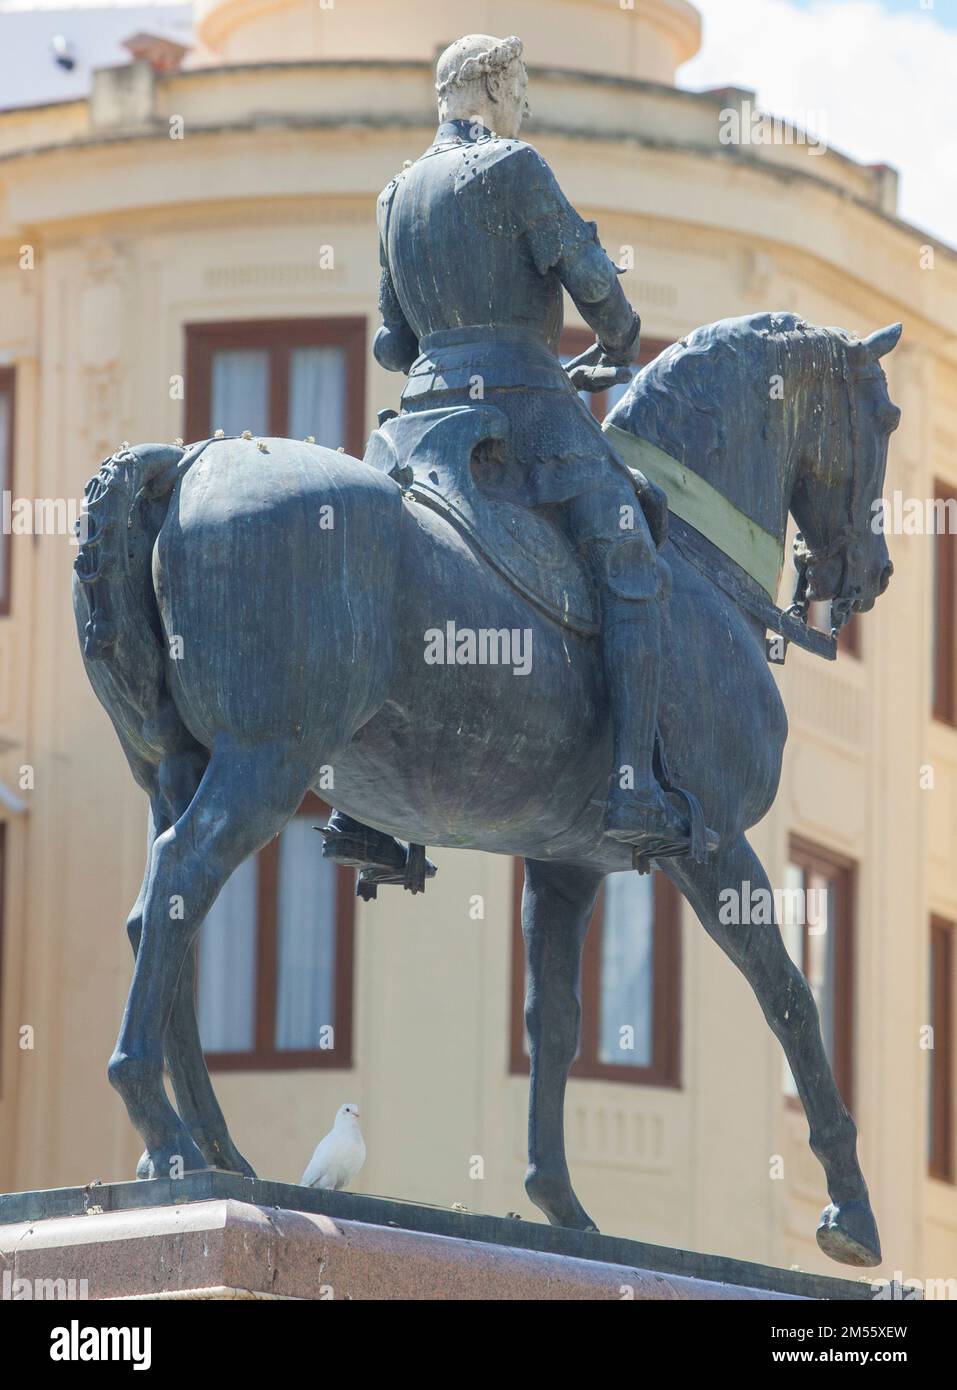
[{"xmin": 73, "ymin": 34, "xmax": 901, "ymax": 1269}]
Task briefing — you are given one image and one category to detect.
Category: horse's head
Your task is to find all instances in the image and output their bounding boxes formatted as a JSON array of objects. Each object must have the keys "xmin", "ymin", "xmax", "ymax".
[
  {"xmin": 607, "ymin": 311, "xmax": 901, "ymax": 632},
  {"xmin": 789, "ymin": 323, "xmax": 901, "ymax": 628}
]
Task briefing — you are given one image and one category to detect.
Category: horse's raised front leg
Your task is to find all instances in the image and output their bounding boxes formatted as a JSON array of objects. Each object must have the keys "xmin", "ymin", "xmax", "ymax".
[
  {"xmin": 521, "ymin": 858, "xmax": 603, "ymax": 1230},
  {"xmin": 109, "ymin": 736, "xmax": 313, "ymax": 1179},
  {"xmin": 666, "ymin": 834, "xmax": 881, "ymax": 1268}
]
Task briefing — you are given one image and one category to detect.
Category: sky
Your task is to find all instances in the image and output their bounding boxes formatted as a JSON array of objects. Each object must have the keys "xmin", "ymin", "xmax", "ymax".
[
  {"xmin": 0, "ymin": 1, "xmax": 192, "ymax": 109},
  {"xmin": 786, "ymin": 0, "xmax": 954, "ymax": 19},
  {"xmin": 681, "ymin": 0, "xmax": 956, "ymax": 246}
]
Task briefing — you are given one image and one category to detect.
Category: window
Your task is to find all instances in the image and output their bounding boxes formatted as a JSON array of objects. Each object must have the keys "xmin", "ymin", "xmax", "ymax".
[
  {"xmin": 560, "ymin": 327, "xmax": 668, "ymax": 424},
  {"xmin": 932, "ymin": 480, "xmax": 957, "ymax": 726},
  {"xmin": 197, "ymin": 793, "xmax": 355, "ymax": 1070},
  {"xmin": 781, "ymin": 838, "xmax": 855, "ymax": 1108},
  {"xmin": 185, "ymin": 319, "xmax": 366, "ymax": 457},
  {"xmin": 0, "ymin": 368, "xmax": 14, "ymax": 615},
  {"xmin": 929, "ymin": 916, "xmax": 955, "ymax": 1183},
  {"xmin": 510, "ymin": 862, "xmax": 681, "ymax": 1086}
]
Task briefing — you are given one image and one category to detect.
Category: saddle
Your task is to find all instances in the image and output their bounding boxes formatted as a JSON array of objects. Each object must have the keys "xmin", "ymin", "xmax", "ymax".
[{"xmin": 363, "ymin": 406, "xmax": 601, "ymax": 635}]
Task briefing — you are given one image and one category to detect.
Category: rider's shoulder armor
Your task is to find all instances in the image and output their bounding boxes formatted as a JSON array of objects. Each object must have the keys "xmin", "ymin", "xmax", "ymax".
[
  {"xmin": 449, "ymin": 138, "xmax": 610, "ymax": 287},
  {"xmin": 451, "ymin": 137, "xmax": 547, "ymax": 190},
  {"xmin": 450, "ymin": 139, "xmax": 560, "ymax": 234}
]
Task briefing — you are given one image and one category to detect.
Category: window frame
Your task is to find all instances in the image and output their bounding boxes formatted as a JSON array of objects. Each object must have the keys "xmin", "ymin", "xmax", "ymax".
[
  {"xmin": 786, "ymin": 836, "xmax": 855, "ymax": 1111},
  {"xmin": 929, "ymin": 914, "xmax": 955, "ymax": 1184},
  {"xmin": 509, "ymin": 861, "xmax": 682, "ymax": 1088},
  {"xmin": 0, "ymin": 367, "xmax": 15, "ymax": 617},
  {"xmin": 932, "ymin": 479, "xmax": 957, "ymax": 726},
  {"xmin": 202, "ymin": 792, "xmax": 355, "ymax": 1073},
  {"xmin": 184, "ymin": 318, "xmax": 367, "ymax": 458}
]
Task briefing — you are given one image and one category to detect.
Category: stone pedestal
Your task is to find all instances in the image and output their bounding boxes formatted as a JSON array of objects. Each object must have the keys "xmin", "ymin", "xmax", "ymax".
[
  {"xmin": 0, "ymin": 1173, "xmax": 880, "ymax": 1301},
  {"xmin": 1, "ymin": 1198, "xmax": 794, "ymax": 1301}
]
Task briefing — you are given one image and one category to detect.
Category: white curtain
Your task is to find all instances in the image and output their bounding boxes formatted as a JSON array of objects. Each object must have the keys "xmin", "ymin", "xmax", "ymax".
[
  {"xmin": 275, "ymin": 817, "xmax": 337, "ymax": 1050},
  {"xmin": 197, "ymin": 855, "xmax": 258, "ymax": 1053},
  {"xmin": 598, "ymin": 870, "xmax": 654, "ymax": 1067},
  {"xmin": 805, "ymin": 868, "xmax": 836, "ymax": 1063},
  {"xmin": 211, "ymin": 349, "xmax": 270, "ymax": 436},
  {"xmin": 288, "ymin": 346, "xmax": 346, "ymax": 448}
]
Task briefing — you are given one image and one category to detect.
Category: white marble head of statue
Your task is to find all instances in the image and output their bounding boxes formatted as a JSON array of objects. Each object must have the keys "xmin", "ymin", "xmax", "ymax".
[{"xmin": 435, "ymin": 34, "xmax": 529, "ymax": 139}]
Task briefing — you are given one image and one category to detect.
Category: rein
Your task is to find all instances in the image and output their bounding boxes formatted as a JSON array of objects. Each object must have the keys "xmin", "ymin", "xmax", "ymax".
[{"xmin": 669, "ymin": 517, "xmax": 837, "ymax": 662}]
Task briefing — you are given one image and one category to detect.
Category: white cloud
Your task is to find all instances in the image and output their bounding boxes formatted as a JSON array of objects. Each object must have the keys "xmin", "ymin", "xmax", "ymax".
[{"xmin": 681, "ymin": 0, "xmax": 956, "ymax": 246}]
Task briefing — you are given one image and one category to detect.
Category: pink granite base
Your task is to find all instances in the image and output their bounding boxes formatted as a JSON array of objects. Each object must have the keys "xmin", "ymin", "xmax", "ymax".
[{"xmin": 0, "ymin": 1199, "xmax": 798, "ymax": 1300}]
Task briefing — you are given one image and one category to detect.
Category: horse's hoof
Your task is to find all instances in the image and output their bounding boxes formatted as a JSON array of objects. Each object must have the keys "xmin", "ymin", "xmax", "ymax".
[
  {"xmin": 204, "ymin": 1139, "xmax": 257, "ymax": 1179},
  {"xmin": 135, "ymin": 1137, "xmax": 208, "ymax": 1182},
  {"xmin": 816, "ymin": 1198, "xmax": 882, "ymax": 1267},
  {"xmin": 219, "ymin": 1151, "xmax": 256, "ymax": 1180},
  {"xmin": 524, "ymin": 1164, "xmax": 597, "ymax": 1231}
]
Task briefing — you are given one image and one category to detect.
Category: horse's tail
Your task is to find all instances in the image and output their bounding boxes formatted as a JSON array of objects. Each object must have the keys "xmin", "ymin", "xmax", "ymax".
[
  {"xmin": 73, "ymin": 440, "xmax": 201, "ymax": 764},
  {"xmin": 74, "ymin": 442, "xmax": 187, "ymax": 658}
]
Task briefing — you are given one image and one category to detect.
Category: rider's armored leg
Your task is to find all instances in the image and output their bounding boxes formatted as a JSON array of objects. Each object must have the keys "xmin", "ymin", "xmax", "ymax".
[
  {"xmin": 600, "ymin": 567, "xmax": 670, "ymax": 809},
  {"xmin": 585, "ymin": 538, "xmax": 692, "ymax": 854},
  {"xmin": 566, "ymin": 481, "xmax": 716, "ymax": 861}
]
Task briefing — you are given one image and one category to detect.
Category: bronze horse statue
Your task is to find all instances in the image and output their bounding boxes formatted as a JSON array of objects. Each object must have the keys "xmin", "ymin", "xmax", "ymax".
[{"xmin": 73, "ymin": 312, "xmax": 900, "ymax": 1267}]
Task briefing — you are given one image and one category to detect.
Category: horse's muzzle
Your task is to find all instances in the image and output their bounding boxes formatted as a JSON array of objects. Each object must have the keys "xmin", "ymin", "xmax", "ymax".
[{"xmin": 853, "ymin": 560, "xmax": 894, "ymax": 613}]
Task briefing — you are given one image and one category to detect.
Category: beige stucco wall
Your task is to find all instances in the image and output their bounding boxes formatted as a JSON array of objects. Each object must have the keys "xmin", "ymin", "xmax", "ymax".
[
  {"xmin": 192, "ymin": 0, "xmax": 702, "ymax": 84},
  {"xmin": 0, "ymin": 0, "xmax": 955, "ymax": 1288}
]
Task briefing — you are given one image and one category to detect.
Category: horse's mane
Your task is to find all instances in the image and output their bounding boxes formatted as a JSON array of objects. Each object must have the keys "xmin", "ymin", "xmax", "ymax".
[{"xmin": 608, "ymin": 312, "xmax": 850, "ymax": 481}]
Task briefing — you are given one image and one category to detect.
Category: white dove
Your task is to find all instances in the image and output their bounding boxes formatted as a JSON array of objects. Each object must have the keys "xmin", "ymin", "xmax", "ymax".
[{"xmin": 300, "ymin": 1102, "xmax": 366, "ymax": 1190}]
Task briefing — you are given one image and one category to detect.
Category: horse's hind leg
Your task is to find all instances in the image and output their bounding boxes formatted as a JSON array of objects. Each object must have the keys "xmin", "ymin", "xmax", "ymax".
[
  {"xmin": 165, "ymin": 941, "xmax": 255, "ymax": 1176},
  {"xmin": 521, "ymin": 858, "xmax": 603, "ymax": 1230},
  {"xmin": 125, "ymin": 749, "xmax": 254, "ymax": 1178},
  {"xmin": 666, "ymin": 834, "xmax": 881, "ymax": 1267},
  {"xmin": 109, "ymin": 736, "xmax": 314, "ymax": 1178}
]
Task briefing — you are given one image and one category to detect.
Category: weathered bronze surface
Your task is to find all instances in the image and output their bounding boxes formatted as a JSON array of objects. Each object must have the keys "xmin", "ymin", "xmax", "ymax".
[{"xmin": 72, "ymin": 34, "xmax": 900, "ymax": 1268}]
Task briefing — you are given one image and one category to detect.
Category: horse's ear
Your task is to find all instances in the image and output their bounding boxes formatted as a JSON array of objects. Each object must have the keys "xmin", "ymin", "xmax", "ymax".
[{"xmin": 856, "ymin": 322, "xmax": 903, "ymax": 361}]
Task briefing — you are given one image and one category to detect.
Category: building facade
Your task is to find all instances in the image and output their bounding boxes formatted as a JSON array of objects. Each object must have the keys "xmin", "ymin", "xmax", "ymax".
[{"xmin": 1, "ymin": 0, "xmax": 955, "ymax": 1286}]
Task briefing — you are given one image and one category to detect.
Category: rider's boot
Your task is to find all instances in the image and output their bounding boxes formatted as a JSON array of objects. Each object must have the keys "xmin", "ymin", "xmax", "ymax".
[
  {"xmin": 317, "ymin": 810, "xmax": 437, "ymax": 898},
  {"xmin": 318, "ymin": 810, "xmax": 407, "ymax": 872},
  {"xmin": 599, "ymin": 590, "xmax": 717, "ymax": 861}
]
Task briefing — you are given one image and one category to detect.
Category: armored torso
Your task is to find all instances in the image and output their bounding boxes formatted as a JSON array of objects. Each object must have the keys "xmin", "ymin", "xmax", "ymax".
[
  {"xmin": 378, "ymin": 122, "xmax": 567, "ymax": 353},
  {"xmin": 374, "ymin": 120, "xmax": 643, "ymax": 509}
]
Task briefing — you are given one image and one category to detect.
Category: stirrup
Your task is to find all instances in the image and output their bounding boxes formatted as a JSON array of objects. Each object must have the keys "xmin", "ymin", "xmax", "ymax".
[
  {"xmin": 651, "ymin": 728, "xmax": 718, "ymax": 864},
  {"xmin": 316, "ymin": 822, "xmax": 436, "ymax": 901},
  {"xmin": 353, "ymin": 842, "xmax": 437, "ymax": 900},
  {"xmin": 601, "ymin": 791, "xmax": 719, "ymax": 869}
]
